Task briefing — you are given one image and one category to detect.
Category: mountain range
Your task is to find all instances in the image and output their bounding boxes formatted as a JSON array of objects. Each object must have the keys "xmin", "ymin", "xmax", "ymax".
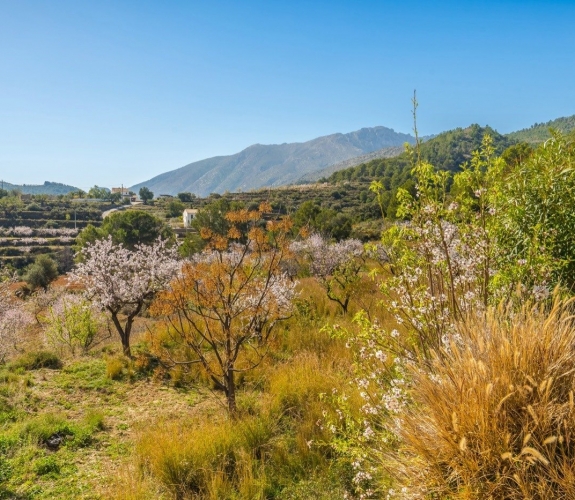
[
  {"xmin": 132, "ymin": 114, "xmax": 575, "ymax": 197},
  {"xmin": 130, "ymin": 127, "xmax": 416, "ymax": 197}
]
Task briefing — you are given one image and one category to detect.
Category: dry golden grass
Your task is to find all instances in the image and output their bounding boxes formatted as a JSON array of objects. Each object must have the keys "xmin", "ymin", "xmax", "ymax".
[{"xmin": 388, "ymin": 299, "xmax": 575, "ymax": 499}]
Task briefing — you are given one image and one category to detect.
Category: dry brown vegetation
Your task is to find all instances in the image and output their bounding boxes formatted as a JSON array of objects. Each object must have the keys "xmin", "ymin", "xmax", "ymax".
[{"xmin": 387, "ymin": 299, "xmax": 575, "ymax": 499}]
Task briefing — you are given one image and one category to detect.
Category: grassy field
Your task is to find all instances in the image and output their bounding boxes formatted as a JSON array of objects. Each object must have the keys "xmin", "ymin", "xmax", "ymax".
[{"xmin": 0, "ymin": 275, "xmax": 381, "ymax": 499}]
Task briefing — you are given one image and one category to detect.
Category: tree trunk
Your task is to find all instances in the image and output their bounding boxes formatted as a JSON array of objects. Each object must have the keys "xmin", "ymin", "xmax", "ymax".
[
  {"xmin": 225, "ymin": 368, "xmax": 237, "ymax": 416},
  {"xmin": 120, "ymin": 335, "xmax": 131, "ymax": 358},
  {"xmin": 110, "ymin": 310, "xmax": 132, "ymax": 358}
]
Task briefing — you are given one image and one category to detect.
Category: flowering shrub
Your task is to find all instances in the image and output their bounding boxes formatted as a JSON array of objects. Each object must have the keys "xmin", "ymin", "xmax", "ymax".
[
  {"xmin": 0, "ymin": 227, "xmax": 79, "ymax": 237},
  {"xmin": 12, "ymin": 226, "xmax": 33, "ymax": 237},
  {"xmin": 324, "ymin": 135, "xmax": 575, "ymax": 498}
]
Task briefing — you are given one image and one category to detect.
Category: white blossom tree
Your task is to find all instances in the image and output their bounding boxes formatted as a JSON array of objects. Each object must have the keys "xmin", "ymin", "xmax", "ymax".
[
  {"xmin": 70, "ymin": 237, "xmax": 180, "ymax": 357},
  {"xmin": 291, "ymin": 234, "xmax": 365, "ymax": 314},
  {"xmin": 0, "ymin": 271, "xmax": 34, "ymax": 362}
]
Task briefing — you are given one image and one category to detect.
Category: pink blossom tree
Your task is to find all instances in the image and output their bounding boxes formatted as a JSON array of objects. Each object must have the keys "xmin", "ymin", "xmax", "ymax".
[{"xmin": 70, "ymin": 237, "xmax": 180, "ymax": 357}]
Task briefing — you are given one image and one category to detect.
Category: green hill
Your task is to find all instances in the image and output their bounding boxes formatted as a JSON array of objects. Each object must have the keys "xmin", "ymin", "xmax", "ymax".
[
  {"xmin": 506, "ymin": 115, "xmax": 575, "ymax": 144},
  {"xmin": 326, "ymin": 124, "xmax": 513, "ymax": 185},
  {"xmin": 1, "ymin": 181, "xmax": 80, "ymax": 195}
]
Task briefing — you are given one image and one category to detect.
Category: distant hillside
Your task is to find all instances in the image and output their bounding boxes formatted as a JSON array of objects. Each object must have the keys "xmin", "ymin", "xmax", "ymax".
[
  {"xmin": 327, "ymin": 124, "xmax": 513, "ymax": 184},
  {"xmin": 299, "ymin": 134, "xmax": 436, "ymax": 183},
  {"xmin": 298, "ymin": 145, "xmax": 405, "ymax": 183},
  {"xmin": 0, "ymin": 181, "xmax": 80, "ymax": 195},
  {"xmin": 506, "ymin": 115, "xmax": 575, "ymax": 144},
  {"xmin": 131, "ymin": 126, "xmax": 415, "ymax": 197}
]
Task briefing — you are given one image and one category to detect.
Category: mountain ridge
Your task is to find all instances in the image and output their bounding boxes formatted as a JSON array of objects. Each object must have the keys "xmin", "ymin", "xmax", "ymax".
[{"xmin": 130, "ymin": 126, "xmax": 416, "ymax": 196}]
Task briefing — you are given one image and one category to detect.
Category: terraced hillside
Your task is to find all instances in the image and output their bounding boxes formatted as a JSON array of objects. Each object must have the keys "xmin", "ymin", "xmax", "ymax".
[{"xmin": 0, "ymin": 200, "xmax": 107, "ymax": 270}]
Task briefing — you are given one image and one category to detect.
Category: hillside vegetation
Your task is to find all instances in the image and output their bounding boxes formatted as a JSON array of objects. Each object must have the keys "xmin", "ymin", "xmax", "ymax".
[
  {"xmin": 0, "ymin": 195, "xmax": 107, "ymax": 271},
  {"xmin": 506, "ymin": 114, "xmax": 575, "ymax": 144},
  {"xmin": 0, "ymin": 181, "xmax": 80, "ymax": 196}
]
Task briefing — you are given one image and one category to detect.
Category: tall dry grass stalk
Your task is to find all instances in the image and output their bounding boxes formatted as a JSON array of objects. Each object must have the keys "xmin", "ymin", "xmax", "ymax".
[{"xmin": 387, "ymin": 299, "xmax": 575, "ymax": 499}]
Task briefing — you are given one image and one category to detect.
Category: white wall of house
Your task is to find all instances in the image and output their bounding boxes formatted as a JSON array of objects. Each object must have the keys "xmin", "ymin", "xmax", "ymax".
[{"xmin": 183, "ymin": 209, "xmax": 198, "ymax": 228}]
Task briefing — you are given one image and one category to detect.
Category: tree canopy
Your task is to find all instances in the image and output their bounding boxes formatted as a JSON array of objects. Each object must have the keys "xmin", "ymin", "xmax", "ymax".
[{"xmin": 76, "ymin": 210, "xmax": 173, "ymax": 250}]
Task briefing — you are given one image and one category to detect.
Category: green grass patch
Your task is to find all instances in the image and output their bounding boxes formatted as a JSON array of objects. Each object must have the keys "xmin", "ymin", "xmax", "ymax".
[
  {"xmin": 10, "ymin": 351, "xmax": 62, "ymax": 371},
  {"xmin": 53, "ymin": 359, "xmax": 112, "ymax": 392}
]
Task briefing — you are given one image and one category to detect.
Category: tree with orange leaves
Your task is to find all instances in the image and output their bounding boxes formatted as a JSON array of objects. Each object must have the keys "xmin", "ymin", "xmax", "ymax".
[{"xmin": 151, "ymin": 202, "xmax": 296, "ymax": 414}]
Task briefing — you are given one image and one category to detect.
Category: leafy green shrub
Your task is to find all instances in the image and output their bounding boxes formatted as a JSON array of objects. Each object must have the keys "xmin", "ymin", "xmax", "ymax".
[
  {"xmin": 0, "ymin": 455, "xmax": 12, "ymax": 482},
  {"xmin": 21, "ymin": 413, "xmax": 74, "ymax": 444},
  {"xmin": 24, "ymin": 254, "xmax": 59, "ymax": 290},
  {"xmin": 21, "ymin": 410, "xmax": 104, "ymax": 450},
  {"xmin": 45, "ymin": 293, "xmax": 110, "ymax": 356},
  {"xmin": 11, "ymin": 351, "xmax": 62, "ymax": 370},
  {"xmin": 83, "ymin": 410, "xmax": 105, "ymax": 432},
  {"xmin": 34, "ymin": 455, "xmax": 60, "ymax": 476}
]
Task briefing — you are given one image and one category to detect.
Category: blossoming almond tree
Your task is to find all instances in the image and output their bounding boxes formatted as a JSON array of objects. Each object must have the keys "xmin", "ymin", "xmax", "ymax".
[
  {"xmin": 151, "ymin": 203, "xmax": 296, "ymax": 414},
  {"xmin": 70, "ymin": 237, "xmax": 180, "ymax": 357},
  {"xmin": 291, "ymin": 234, "xmax": 365, "ymax": 314}
]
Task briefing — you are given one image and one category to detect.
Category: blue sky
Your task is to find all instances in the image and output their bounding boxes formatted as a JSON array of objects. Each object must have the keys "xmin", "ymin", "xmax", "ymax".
[{"xmin": 1, "ymin": 0, "xmax": 574, "ymax": 189}]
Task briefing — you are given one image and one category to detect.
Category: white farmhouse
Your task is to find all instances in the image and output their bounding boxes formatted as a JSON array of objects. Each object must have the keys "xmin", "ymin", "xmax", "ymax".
[{"xmin": 183, "ymin": 208, "xmax": 198, "ymax": 228}]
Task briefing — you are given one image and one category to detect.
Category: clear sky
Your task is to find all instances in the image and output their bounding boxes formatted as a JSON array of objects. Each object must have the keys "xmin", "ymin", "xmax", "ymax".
[{"xmin": 1, "ymin": 0, "xmax": 574, "ymax": 190}]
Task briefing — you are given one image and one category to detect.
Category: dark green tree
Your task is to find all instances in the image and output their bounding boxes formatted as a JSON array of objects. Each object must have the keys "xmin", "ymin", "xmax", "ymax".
[
  {"xmin": 177, "ymin": 192, "xmax": 195, "ymax": 202},
  {"xmin": 292, "ymin": 201, "xmax": 321, "ymax": 231},
  {"xmin": 166, "ymin": 199, "xmax": 185, "ymax": 218},
  {"xmin": 88, "ymin": 185, "xmax": 110, "ymax": 199},
  {"xmin": 24, "ymin": 255, "xmax": 59, "ymax": 290},
  {"xmin": 76, "ymin": 211, "xmax": 173, "ymax": 250},
  {"xmin": 191, "ymin": 198, "xmax": 243, "ymax": 235},
  {"xmin": 501, "ymin": 142, "xmax": 534, "ymax": 169},
  {"xmin": 293, "ymin": 201, "xmax": 352, "ymax": 240},
  {"xmin": 139, "ymin": 187, "xmax": 154, "ymax": 204},
  {"xmin": 109, "ymin": 191, "xmax": 122, "ymax": 203}
]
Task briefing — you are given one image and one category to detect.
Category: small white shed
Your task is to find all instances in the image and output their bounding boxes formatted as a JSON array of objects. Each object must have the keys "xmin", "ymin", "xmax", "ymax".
[{"xmin": 183, "ymin": 208, "xmax": 198, "ymax": 228}]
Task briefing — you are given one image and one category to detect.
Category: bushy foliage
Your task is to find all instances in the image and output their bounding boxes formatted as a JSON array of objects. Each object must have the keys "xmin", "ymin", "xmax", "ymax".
[
  {"xmin": 493, "ymin": 131, "xmax": 575, "ymax": 293},
  {"xmin": 325, "ymin": 131, "xmax": 575, "ymax": 499},
  {"xmin": 76, "ymin": 210, "xmax": 172, "ymax": 250},
  {"xmin": 138, "ymin": 186, "xmax": 153, "ymax": 204},
  {"xmin": 292, "ymin": 201, "xmax": 352, "ymax": 240},
  {"xmin": 44, "ymin": 293, "xmax": 111, "ymax": 356},
  {"xmin": 24, "ymin": 255, "xmax": 59, "ymax": 291},
  {"xmin": 0, "ymin": 273, "xmax": 34, "ymax": 363}
]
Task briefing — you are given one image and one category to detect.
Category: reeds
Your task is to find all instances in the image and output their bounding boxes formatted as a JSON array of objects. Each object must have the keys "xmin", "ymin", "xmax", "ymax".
[{"xmin": 387, "ymin": 299, "xmax": 575, "ymax": 498}]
